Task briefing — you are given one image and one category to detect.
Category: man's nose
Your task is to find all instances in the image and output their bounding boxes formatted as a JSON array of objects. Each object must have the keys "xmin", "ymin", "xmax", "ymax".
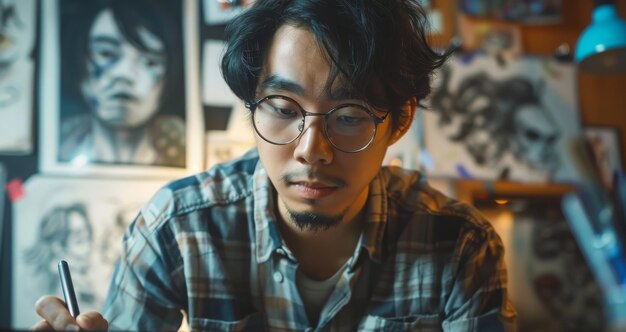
[{"xmin": 293, "ymin": 117, "xmax": 333, "ymax": 165}]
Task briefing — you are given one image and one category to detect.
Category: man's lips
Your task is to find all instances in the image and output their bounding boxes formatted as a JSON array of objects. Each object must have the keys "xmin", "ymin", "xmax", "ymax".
[
  {"xmin": 282, "ymin": 171, "xmax": 346, "ymax": 200},
  {"xmin": 290, "ymin": 181, "xmax": 338, "ymax": 199}
]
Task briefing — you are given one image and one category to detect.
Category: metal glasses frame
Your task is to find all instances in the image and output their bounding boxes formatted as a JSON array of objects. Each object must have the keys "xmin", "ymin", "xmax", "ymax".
[{"xmin": 245, "ymin": 95, "xmax": 389, "ymax": 153}]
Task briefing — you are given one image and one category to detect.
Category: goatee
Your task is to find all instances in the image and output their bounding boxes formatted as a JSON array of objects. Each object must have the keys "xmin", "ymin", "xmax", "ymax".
[{"xmin": 284, "ymin": 206, "xmax": 344, "ymax": 232}]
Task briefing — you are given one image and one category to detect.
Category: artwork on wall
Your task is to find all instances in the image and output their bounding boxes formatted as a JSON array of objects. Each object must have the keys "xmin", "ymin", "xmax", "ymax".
[
  {"xmin": 201, "ymin": 0, "xmax": 256, "ymax": 169},
  {"xmin": 423, "ymin": 54, "xmax": 581, "ymax": 182},
  {"xmin": 0, "ymin": 162, "xmax": 5, "ymax": 256},
  {"xmin": 458, "ymin": 0, "xmax": 562, "ymax": 25},
  {"xmin": 11, "ymin": 175, "xmax": 166, "ymax": 329},
  {"xmin": 583, "ymin": 125, "xmax": 623, "ymax": 190},
  {"xmin": 482, "ymin": 201, "xmax": 604, "ymax": 331},
  {"xmin": 202, "ymin": 38, "xmax": 238, "ymax": 125},
  {"xmin": 454, "ymin": 180, "xmax": 605, "ymax": 330},
  {"xmin": 39, "ymin": 0, "xmax": 203, "ymax": 177},
  {"xmin": 202, "ymin": 0, "xmax": 252, "ymax": 26},
  {"xmin": 0, "ymin": 0, "xmax": 37, "ymax": 154},
  {"xmin": 205, "ymin": 102, "xmax": 255, "ymax": 169},
  {"xmin": 457, "ymin": 13, "xmax": 523, "ymax": 61},
  {"xmin": 382, "ymin": 112, "xmax": 422, "ymax": 171}
]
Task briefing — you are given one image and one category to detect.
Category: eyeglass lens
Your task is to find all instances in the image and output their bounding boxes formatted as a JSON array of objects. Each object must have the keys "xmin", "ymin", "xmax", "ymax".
[{"xmin": 252, "ymin": 96, "xmax": 377, "ymax": 152}]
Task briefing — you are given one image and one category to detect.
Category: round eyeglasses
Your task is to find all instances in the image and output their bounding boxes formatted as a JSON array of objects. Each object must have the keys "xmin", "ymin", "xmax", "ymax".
[{"xmin": 245, "ymin": 95, "xmax": 389, "ymax": 153}]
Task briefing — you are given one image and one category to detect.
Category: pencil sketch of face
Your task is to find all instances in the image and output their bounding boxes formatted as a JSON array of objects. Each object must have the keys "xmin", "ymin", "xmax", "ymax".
[
  {"xmin": 510, "ymin": 104, "xmax": 560, "ymax": 172},
  {"xmin": 23, "ymin": 203, "xmax": 94, "ymax": 296},
  {"xmin": 0, "ymin": 0, "xmax": 25, "ymax": 67},
  {"xmin": 80, "ymin": 8, "xmax": 166, "ymax": 130},
  {"xmin": 528, "ymin": 217, "xmax": 604, "ymax": 331},
  {"xmin": 61, "ymin": 209, "xmax": 93, "ymax": 264},
  {"xmin": 455, "ymin": 85, "xmax": 503, "ymax": 166},
  {"xmin": 433, "ymin": 71, "xmax": 506, "ymax": 167}
]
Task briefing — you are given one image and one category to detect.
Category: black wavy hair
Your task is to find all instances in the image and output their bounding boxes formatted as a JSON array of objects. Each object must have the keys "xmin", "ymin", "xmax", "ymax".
[{"xmin": 221, "ymin": 0, "xmax": 451, "ymax": 129}]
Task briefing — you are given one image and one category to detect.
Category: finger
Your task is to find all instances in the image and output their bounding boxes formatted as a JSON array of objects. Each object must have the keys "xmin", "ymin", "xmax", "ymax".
[
  {"xmin": 29, "ymin": 319, "xmax": 53, "ymax": 330},
  {"xmin": 34, "ymin": 295, "xmax": 79, "ymax": 331},
  {"xmin": 77, "ymin": 311, "xmax": 109, "ymax": 331}
]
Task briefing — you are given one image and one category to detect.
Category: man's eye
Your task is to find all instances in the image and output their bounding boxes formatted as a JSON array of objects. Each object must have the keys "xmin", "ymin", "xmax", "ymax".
[
  {"xmin": 271, "ymin": 105, "xmax": 297, "ymax": 116},
  {"xmin": 337, "ymin": 115, "xmax": 364, "ymax": 124}
]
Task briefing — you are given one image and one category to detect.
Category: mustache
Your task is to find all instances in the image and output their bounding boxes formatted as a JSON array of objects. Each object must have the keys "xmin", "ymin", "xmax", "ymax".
[{"xmin": 281, "ymin": 170, "xmax": 346, "ymax": 187}]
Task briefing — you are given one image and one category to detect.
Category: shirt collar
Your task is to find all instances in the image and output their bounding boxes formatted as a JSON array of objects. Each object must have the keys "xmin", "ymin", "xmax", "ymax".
[
  {"xmin": 355, "ymin": 170, "xmax": 388, "ymax": 264},
  {"xmin": 252, "ymin": 158, "xmax": 283, "ymax": 263}
]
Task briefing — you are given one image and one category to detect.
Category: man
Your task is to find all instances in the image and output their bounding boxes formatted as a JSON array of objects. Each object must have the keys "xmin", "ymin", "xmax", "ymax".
[
  {"xmin": 59, "ymin": 0, "xmax": 186, "ymax": 167},
  {"xmin": 34, "ymin": 0, "xmax": 517, "ymax": 330}
]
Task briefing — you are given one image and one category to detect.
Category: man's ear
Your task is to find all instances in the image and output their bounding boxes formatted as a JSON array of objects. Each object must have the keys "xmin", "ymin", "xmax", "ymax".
[{"xmin": 388, "ymin": 98, "xmax": 417, "ymax": 145}]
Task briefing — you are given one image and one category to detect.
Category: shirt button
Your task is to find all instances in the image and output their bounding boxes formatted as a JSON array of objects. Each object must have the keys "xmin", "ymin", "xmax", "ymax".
[{"xmin": 273, "ymin": 271, "xmax": 284, "ymax": 283}]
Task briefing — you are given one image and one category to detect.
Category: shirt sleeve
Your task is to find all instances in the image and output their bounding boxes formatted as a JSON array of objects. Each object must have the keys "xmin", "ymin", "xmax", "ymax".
[
  {"xmin": 442, "ymin": 225, "xmax": 518, "ymax": 332},
  {"xmin": 102, "ymin": 201, "xmax": 186, "ymax": 331}
]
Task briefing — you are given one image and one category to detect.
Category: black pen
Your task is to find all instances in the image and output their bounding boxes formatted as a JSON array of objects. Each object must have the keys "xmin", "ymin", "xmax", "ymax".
[{"xmin": 58, "ymin": 260, "xmax": 80, "ymax": 318}]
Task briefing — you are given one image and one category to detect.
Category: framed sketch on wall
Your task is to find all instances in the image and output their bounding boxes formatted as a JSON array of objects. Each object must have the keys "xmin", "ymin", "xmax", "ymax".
[
  {"xmin": 40, "ymin": 0, "xmax": 203, "ymax": 177},
  {"xmin": 0, "ymin": 163, "xmax": 5, "ymax": 255},
  {"xmin": 459, "ymin": 0, "xmax": 563, "ymax": 25},
  {"xmin": 204, "ymin": 101, "xmax": 256, "ymax": 169},
  {"xmin": 382, "ymin": 112, "xmax": 422, "ymax": 171},
  {"xmin": 200, "ymin": 0, "xmax": 256, "ymax": 170},
  {"xmin": 202, "ymin": 0, "xmax": 252, "ymax": 26},
  {"xmin": 454, "ymin": 181, "xmax": 603, "ymax": 331},
  {"xmin": 583, "ymin": 125, "xmax": 623, "ymax": 189},
  {"xmin": 11, "ymin": 175, "xmax": 166, "ymax": 329},
  {"xmin": 423, "ymin": 54, "xmax": 581, "ymax": 182},
  {"xmin": 202, "ymin": 38, "xmax": 238, "ymax": 129},
  {"xmin": 0, "ymin": 0, "xmax": 37, "ymax": 154}
]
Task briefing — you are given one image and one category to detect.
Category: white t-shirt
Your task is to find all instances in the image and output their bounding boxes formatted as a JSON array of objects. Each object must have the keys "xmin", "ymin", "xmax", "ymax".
[{"xmin": 296, "ymin": 262, "xmax": 349, "ymax": 326}]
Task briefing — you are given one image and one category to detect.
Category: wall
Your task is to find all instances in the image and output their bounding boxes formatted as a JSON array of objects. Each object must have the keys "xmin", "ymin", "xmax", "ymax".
[
  {"xmin": 431, "ymin": 0, "xmax": 626, "ymax": 166},
  {"xmin": 526, "ymin": 0, "xmax": 626, "ymax": 167},
  {"xmin": 530, "ymin": 1, "xmax": 626, "ymax": 167}
]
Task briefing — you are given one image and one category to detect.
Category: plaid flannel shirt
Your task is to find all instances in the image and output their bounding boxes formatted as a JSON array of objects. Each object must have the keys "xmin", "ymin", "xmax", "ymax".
[{"xmin": 103, "ymin": 149, "xmax": 517, "ymax": 331}]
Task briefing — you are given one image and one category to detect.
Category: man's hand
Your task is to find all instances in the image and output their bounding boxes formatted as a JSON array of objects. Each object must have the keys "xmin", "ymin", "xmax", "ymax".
[{"xmin": 31, "ymin": 296, "xmax": 108, "ymax": 331}]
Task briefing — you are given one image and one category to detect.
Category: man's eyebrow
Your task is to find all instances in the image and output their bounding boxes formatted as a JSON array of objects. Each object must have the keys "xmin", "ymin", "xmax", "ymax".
[{"xmin": 260, "ymin": 75, "xmax": 306, "ymax": 96}]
